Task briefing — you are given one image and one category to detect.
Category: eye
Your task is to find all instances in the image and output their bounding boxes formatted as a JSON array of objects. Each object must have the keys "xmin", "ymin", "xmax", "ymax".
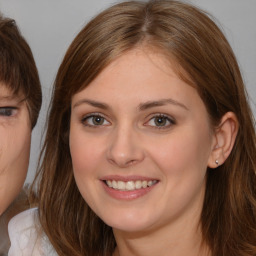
[
  {"xmin": 145, "ymin": 114, "xmax": 175, "ymax": 129},
  {"xmin": 82, "ymin": 114, "xmax": 110, "ymax": 127},
  {"xmin": 0, "ymin": 107, "xmax": 17, "ymax": 117}
]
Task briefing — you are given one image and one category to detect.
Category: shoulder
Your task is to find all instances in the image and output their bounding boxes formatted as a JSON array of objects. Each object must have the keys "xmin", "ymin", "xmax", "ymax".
[
  {"xmin": 8, "ymin": 208, "xmax": 58, "ymax": 256},
  {"xmin": 8, "ymin": 207, "xmax": 37, "ymax": 232}
]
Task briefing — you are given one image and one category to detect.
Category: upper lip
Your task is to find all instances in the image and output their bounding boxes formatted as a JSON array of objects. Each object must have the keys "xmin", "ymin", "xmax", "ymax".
[{"xmin": 100, "ymin": 175, "xmax": 158, "ymax": 182}]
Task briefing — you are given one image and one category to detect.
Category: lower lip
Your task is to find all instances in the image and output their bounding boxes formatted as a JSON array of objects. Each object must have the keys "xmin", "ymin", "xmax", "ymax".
[{"xmin": 102, "ymin": 181, "xmax": 158, "ymax": 200}]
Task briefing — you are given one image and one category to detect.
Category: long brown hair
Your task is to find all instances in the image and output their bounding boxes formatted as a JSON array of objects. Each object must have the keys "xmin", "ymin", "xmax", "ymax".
[{"xmin": 33, "ymin": 1, "xmax": 256, "ymax": 255}]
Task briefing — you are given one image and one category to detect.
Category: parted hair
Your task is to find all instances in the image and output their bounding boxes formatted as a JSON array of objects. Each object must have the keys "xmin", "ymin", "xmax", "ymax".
[
  {"xmin": 0, "ymin": 15, "xmax": 42, "ymax": 128},
  {"xmin": 33, "ymin": 1, "xmax": 256, "ymax": 255}
]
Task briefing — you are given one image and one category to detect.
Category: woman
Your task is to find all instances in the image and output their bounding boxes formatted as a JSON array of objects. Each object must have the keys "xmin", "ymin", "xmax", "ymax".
[
  {"xmin": 0, "ymin": 15, "xmax": 42, "ymax": 253},
  {"xmin": 10, "ymin": 0, "xmax": 256, "ymax": 255}
]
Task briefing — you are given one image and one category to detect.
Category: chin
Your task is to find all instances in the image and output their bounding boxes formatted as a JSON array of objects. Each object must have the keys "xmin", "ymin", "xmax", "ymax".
[{"xmin": 101, "ymin": 211, "xmax": 157, "ymax": 234}]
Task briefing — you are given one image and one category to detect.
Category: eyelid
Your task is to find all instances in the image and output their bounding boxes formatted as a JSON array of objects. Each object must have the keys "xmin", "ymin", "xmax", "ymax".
[
  {"xmin": 81, "ymin": 112, "xmax": 111, "ymax": 127},
  {"xmin": 0, "ymin": 106, "xmax": 18, "ymax": 117},
  {"xmin": 81, "ymin": 112, "xmax": 107, "ymax": 121},
  {"xmin": 144, "ymin": 113, "xmax": 176, "ymax": 129}
]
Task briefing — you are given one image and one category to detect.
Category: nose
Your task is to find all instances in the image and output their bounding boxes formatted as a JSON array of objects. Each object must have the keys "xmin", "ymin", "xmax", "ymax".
[{"xmin": 106, "ymin": 125, "xmax": 145, "ymax": 168}]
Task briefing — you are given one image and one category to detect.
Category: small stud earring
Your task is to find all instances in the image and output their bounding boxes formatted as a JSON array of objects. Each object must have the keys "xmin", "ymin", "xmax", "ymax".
[{"xmin": 215, "ymin": 159, "xmax": 219, "ymax": 165}]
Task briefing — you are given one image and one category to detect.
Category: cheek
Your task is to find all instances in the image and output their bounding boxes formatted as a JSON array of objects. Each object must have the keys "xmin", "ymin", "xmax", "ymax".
[
  {"xmin": 69, "ymin": 129, "xmax": 106, "ymax": 209},
  {"xmin": 70, "ymin": 128, "xmax": 103, "ymax": 178},
  {"xmin": 147, "ymin": 126, "xmax": 212, "ymax": 179},
  {"xmin": 0, "ymin": 127, "xmax": 30, "ymax": 170},
  {"xmin": 12, "ymin": 124, "xmax": 31, "ymax": 160},
  {"xmin": 143, "ymin": 129, "xmax": 211, "ymax": 219},
  {"xmin": 0, "ymin": 124, "xmax": 31, "ymax": 214}
]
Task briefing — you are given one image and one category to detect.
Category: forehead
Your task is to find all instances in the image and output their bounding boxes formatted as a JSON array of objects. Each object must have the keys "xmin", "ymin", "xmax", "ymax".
[
  {"xmin": 83, "ymin": 48, "xmax": 189, "ymax": 93},
  {"xmin": 0, "ymin": 82, "xmax": 23, "ymax": 101},
  {"xmin": 72, "ymin": 48, "xmax": 204, "ymax": 110}
]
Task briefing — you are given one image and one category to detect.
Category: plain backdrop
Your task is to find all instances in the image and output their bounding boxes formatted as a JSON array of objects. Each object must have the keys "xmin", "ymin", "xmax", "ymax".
[{"xmin": 0, "ymin": 0, "xmax": 255, "ymax": 184}]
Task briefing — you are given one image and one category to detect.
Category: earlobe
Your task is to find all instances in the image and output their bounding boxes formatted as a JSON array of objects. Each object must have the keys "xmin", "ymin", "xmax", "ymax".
[{"xmin": 208, "ymin": 112, "xmax": 239, "ymax": 168}]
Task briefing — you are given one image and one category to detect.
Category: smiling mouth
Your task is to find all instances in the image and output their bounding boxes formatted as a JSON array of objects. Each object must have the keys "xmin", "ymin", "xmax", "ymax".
[{"xmin": 104, "ymin": 180, "xmax": 158, "ymax": 191}]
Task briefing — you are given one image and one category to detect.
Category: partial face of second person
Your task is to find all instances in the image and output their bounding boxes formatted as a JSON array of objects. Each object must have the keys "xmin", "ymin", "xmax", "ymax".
[
  {"xmin": 0, "ymin": 83, "xmax": 31, "ymax": 215},
  {"xmin": 69, "ymin": 48, "xmax": 216, "ymax": 234}
]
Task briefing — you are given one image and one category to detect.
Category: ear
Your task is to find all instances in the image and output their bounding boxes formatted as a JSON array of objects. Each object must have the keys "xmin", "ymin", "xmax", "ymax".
[{"xmin": 208, "ymin": 112, "xmax": 239, "ymax": 168}]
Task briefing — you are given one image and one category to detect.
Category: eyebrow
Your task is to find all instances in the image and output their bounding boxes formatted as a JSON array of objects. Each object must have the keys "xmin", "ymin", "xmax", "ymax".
[
  {"xmin": 73, "ymin": 98, "xmax": 188, "ymax": 111},
  {"xmin": 0, "ymin": 95, "xmax": 18, "ymax": 103},
  {"xmin": 73, "ymin": 99, "xmax": 109, "ymax": 109},
  {"xmin": 0, "ymin": 95, "xmax": 15, "ymax": 101},
  {"xmin": 138, "ymin": 99, "xmax": 188, "ymax": 111},
  {"xmin": 0, "ymin": 95, "xmax": 25, "ymax": 104}
]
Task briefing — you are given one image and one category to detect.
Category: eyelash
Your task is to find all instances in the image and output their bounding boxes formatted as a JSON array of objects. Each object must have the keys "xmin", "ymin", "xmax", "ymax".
[
  {"xmin": 0, "ymin": 107, "xmax": 17, "ymax": 117},
  {"xmin": 81, "ymin": 113, "xmax": 176, "ymax": 129},
  {"xmin": 81, "ymin": 113, "xmax": 110, "ymax": 127},
  {"xmin": 145, "ymin": 114, "xmax": 176, "ymax": 129}
]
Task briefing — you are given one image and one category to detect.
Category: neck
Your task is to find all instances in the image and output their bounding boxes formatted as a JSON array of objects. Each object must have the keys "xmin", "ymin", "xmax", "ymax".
[{"xmin": 112, "ymin": 215, "xmax": 211, "ymax": 256}]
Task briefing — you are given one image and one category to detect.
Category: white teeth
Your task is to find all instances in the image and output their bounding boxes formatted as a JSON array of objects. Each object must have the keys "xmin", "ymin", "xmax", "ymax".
[
  {"xmin": 105, "ymin": 180, "xmax": 157, "ymax": 191},
  {"xmin": 126, "ymin": 181, "xmax": 135, "ymax": 190},
  {"xmin": 117, "ymin": 181, "xmax": 125, "ymax": 190},
  {"xmin": 142, "ymin": 181, "xmax": 147, "ymax": 188},
  {"xmin": 112, "ymin": 180, "xmax": 118, "ymax": 189},
  {"xmin": 135, "ymin": 180, "xmax": 141, "ymax": 189},
  {"xmin": 106, "ymin": 180, "xmax": 112, "ymax": 188}
]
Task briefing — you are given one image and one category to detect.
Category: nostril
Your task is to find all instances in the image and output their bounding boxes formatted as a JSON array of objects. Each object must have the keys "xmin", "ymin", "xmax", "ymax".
[
  {"xmin": 107, "ymin": 157, "xmax": 137, "ymax": 168},
  {"xmin": 126, "ymin": 159, "xmax": 136, "ymax": 166}
]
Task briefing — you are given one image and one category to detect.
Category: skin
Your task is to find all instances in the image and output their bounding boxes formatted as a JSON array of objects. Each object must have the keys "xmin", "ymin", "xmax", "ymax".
[
  {"xmin": 69, "ymin": 48, "xmax": 236, "ymax": 256},
  {"xmin": 0, "ymin": 83, "xmax": 31, "ymax": 215}
]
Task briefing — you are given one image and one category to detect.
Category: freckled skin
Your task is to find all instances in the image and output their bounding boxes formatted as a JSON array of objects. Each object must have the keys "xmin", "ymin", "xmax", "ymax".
[
  {"xmin": 0, "ymin": 84, "xmax": 31, "ymax": 215},
  {"xmin": 69, "ymin": 49, "xmax": 215, "ymax": 254}
]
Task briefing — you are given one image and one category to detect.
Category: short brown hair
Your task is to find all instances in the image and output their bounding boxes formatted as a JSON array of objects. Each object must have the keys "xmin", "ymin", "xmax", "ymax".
[{"xmin": 0, "ymin": 15, "xmax": 42, "ymax": 128}]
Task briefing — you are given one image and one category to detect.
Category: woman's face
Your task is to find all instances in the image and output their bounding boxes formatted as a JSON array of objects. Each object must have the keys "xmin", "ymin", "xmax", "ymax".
[
  {"xmin": 0, "ymin": 84, "xmax": 31, "ymax": 215},
  {"xmin": 70, "ymin": 49, "xmax": 216, "ymax": 233}
]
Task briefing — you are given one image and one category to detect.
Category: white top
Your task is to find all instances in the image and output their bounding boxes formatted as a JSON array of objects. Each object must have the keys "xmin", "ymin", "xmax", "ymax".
[{"xmin": 8, "ymin": 208, "xmax": 58, "ymax": 256}]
